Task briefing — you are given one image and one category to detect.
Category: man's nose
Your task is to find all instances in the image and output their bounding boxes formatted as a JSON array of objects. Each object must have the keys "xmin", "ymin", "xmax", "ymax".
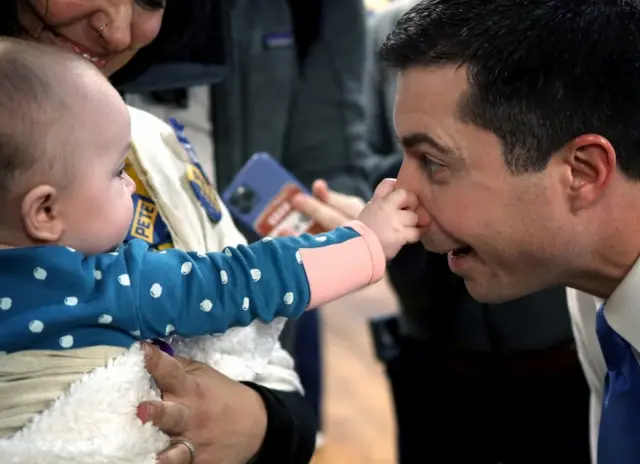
[{"xmin": 396, "ymin": 159, "xmax": 432, "ymax": 228}]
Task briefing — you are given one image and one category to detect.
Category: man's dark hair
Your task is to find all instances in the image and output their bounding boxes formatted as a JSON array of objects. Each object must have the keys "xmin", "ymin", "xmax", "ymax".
[{"xmin": 380, "ymin": 0, "xmax": 640, "ymax": 179}]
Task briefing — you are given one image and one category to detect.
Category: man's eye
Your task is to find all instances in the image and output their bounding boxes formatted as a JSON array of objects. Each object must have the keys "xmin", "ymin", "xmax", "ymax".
[{"xmin": 422, "ymin": 157, "xmax": 445, "ymax": 175}]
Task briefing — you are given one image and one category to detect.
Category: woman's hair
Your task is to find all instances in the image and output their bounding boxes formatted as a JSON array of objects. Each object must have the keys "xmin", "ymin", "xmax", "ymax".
[
  {"xmin": 0, "ymin": 1, "xmax": 20, "ymax": 37},
  {"xmin": 0, "ymin": 0, "xmax": 227, "ymax": 87},
  {"xmin": 111, "ymin": 0, "xmax": 228, "ymax": 87}
]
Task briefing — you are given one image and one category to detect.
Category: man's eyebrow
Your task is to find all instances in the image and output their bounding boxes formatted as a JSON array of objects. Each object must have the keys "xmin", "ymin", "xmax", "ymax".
[{"xmin": 398, "ymin": 132, "xmax": 457, "ymax": 157}]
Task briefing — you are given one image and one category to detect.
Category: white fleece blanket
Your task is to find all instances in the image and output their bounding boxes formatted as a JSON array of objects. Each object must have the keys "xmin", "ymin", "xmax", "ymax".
[
  {"xmin": 0, "ymin": 320, "xmax": 285, "ymax": 463},
  {"xmin": 0, "ymin": 106, "xmax": 289, "ymax": 462}
]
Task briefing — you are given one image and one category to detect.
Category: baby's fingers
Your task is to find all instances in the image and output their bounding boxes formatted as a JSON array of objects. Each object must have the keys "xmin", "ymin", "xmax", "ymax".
[
  {"xmin": 385, "ymin": 188, "xmax": 418, "ymax": 211},
  {"xmin": 397, "ymin": 210, "xmax": 419, "ymax": 227},
  {"xmin": 371, "ymin": 178, "xmax": 397, "ymax": 201},
  {"xmin": 404, "ymin": 226, "xmax": 421, "ymax": 244}
]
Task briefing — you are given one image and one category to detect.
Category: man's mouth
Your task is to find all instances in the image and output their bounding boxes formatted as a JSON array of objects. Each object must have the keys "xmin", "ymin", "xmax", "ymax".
[{"xmin": 447, "ymin": 245, "xmax": 474, "ymax": 258}]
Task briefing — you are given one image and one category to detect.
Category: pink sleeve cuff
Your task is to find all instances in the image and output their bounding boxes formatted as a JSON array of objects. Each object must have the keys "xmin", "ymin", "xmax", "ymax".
[
  {"xmin": 299, "ymin": 220, "xmax": 387, "ymax": 309},
  {"xmin": 343, "ymin": 220, "xmax": 387, "ymax": 283}
]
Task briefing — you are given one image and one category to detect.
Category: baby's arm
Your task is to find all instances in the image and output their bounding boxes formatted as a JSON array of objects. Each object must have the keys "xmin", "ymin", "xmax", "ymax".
[{"xmin": 124, "ymin": 221, "xmax": 385, "ymax": 339}]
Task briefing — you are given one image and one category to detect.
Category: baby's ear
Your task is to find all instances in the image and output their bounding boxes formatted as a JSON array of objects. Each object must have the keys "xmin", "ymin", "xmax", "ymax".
[{"xmin": 21, "ymin": 185, "xmax": 64, "ymax": 243}]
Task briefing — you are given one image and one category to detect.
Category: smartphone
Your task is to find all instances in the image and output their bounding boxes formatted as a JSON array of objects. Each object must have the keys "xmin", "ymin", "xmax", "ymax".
[{"xmin": 222, "ymin": 153, "xmax": 324, "ymax": 238}]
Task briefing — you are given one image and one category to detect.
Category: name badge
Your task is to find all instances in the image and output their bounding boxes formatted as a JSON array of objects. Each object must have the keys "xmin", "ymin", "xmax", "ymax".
[
  {"xmin": 125, "ymin": 158, "xmax": 174, "ymax": 251},
  {"xmin": 169, "ymin": 118, "xmax": 223, "ymax": 224},
  {"xmin": 126, "ymin": 194, "xmax": 174, "ymax": 251}
]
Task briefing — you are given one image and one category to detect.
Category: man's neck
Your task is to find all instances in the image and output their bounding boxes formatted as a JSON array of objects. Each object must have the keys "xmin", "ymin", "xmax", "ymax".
[
  {"xmin": 568, "ymin": 249, "xmax": 640, "ymax": 299},
  {"xmin": 566, "ymin": 196, "xmax": 640, "ymax": 299}
]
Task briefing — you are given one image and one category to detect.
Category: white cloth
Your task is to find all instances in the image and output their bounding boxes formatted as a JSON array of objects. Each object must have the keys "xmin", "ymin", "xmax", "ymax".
[
  {"xmin": 567, "ymin": 288, "xmax": 605, "ymax": 463},
  {"xmin": 567, "ymin": 257, "xmax": 640, "ymax": 463},
  {"xmin": 0, "ymin": 106, "xmax": 300, "ymax": 462}
]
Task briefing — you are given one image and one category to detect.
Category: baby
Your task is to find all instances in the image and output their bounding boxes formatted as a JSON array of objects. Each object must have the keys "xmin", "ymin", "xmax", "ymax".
[{"xmin": 0, "ymin": 35, "xmax": 420, "ymax": 438}]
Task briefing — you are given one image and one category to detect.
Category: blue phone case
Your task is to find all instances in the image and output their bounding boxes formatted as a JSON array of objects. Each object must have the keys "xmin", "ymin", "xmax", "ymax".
[{"xmin": 222, "ymin": 153, "xmax": 321, "ymax": 237}]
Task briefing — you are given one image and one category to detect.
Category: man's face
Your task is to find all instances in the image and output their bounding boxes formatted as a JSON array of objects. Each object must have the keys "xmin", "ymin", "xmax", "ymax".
[{"xmin": 394, "ymin": 65, "xmax": 573, "ymax": 303}]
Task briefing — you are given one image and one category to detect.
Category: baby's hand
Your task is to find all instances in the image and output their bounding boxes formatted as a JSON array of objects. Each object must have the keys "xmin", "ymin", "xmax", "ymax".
[{"xmin": 357, "ymin": 179, "xmax": 420, "ymax": 260}]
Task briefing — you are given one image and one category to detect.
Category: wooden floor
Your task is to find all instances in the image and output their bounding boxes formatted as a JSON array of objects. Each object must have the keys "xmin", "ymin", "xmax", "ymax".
[{"xmin": 310, "ymin": 277, "xmax": 400, "ymax": 464}]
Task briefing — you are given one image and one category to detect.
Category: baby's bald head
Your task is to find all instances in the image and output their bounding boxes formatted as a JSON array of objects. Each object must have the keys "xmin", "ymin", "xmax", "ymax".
[
  {"xmin": 0, "ymin": 38, "xmax": 102, "ymax": 201},
  {"xmin": 0, "ymin": 38, "xmax": 134, "ymax": 251}
]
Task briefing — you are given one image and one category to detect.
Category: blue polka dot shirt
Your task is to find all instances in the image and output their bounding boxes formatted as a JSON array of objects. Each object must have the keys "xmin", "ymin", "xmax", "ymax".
[{"xmin": 0, "ymin": 226, "xmax": 360, "ymax": 353}]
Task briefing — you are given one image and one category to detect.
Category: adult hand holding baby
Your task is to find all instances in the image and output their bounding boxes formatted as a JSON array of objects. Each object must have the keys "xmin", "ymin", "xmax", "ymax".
[{"xmin": 138, "ymin": 343, "xmax": 267, "ymax": 464}]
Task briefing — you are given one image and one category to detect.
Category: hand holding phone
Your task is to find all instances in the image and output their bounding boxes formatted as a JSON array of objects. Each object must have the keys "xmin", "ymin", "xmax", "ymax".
[{"xmin": 222, "ymin": 153, "xmax": 324, "ymax": 238}]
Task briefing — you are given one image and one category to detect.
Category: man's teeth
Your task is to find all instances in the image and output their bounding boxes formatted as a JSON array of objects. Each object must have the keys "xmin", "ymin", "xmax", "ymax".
[{"xmin": 447, "ymin": 246, "xmax": 472, "ymax": 257}]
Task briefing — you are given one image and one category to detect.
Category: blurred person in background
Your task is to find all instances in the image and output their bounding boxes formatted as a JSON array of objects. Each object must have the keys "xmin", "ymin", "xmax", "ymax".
[
  {"xmin": 292, "ymin": 1, "xmax": 591, "ymax": 462},
  {"xmin": 207, "ymin": 0, "xmax": 375, "ymax": 446},
  {"xmin": 0, "ymin": 1, "xmax": 316, "ymax": 462}
]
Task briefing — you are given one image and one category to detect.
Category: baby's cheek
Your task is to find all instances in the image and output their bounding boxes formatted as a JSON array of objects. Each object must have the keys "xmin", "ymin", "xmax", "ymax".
[{"xmin": 123, "ymin": 174, "xmax": 136, "ymax": 195}]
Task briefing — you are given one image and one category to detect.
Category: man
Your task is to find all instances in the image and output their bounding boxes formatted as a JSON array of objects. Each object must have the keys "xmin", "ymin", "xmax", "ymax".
[
  {"xmin": 360, "ymin": 1, "xmax": 590, "ymax": 463},
  {"xmin": 380, "ymin": 1, "xmax": 640, "ymax": 463},
  {"xmin": 295, "ymin": 1, "xmax": 590, "ymax": 462},
  {"xmin": 296, "ymin": 0, "xmax": 640, "ymax": 462}
]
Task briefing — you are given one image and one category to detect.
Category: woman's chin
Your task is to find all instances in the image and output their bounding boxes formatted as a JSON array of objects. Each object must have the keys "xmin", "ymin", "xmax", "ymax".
[{"xmin": 102, "ymin": 50, "xmax": 139, "ymax": 78}]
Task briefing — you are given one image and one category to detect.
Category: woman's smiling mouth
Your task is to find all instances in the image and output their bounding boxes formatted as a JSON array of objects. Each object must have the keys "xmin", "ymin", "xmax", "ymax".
[{"xmin": 40, "ymin": 29, "xmax": 108, "ymax": 70}]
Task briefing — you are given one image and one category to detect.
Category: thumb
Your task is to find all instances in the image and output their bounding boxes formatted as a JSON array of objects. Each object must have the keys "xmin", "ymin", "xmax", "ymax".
[
  {"xmin": 371, "ymin": 178, "xmax": 397, "ymax": 201},
  {"xmin": 141, "ymin": 342, "xmax": 189, "ymax": 396},
  {"xmin": 311, "ymin": 179, "xmax": 330, "ymax": 202}
]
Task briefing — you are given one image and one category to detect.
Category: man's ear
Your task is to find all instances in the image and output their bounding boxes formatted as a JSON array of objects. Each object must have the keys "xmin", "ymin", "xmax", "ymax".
[
  {"xmin": 21, "ymin": 185, "xmax": 64, "ymax": 243},
  {"xmin": 563, "ymin": 134, "xmax": 616, "ymax": 213}
]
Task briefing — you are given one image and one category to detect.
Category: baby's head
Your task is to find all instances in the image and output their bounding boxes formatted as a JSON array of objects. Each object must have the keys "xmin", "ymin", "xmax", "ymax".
[{"xmin": 0, "ymin": 38, "xmax": 135, "ymax": 254}]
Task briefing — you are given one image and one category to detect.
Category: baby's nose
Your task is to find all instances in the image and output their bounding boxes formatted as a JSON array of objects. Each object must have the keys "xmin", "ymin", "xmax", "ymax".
[{"xmin": 124, "ymin": 174, "xmax": 136, "ymax": 194}]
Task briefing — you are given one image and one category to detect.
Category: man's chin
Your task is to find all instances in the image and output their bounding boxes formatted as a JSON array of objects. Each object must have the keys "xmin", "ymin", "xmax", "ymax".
[{"xmin": 463, "ymin": 279, "xmax": 525, "ymax": 304}]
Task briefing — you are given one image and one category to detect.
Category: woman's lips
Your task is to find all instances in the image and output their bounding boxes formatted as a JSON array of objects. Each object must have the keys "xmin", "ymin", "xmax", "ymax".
[{"xmin": 39, "ymin": 29, "xmax": 108, "ymax": 70}]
